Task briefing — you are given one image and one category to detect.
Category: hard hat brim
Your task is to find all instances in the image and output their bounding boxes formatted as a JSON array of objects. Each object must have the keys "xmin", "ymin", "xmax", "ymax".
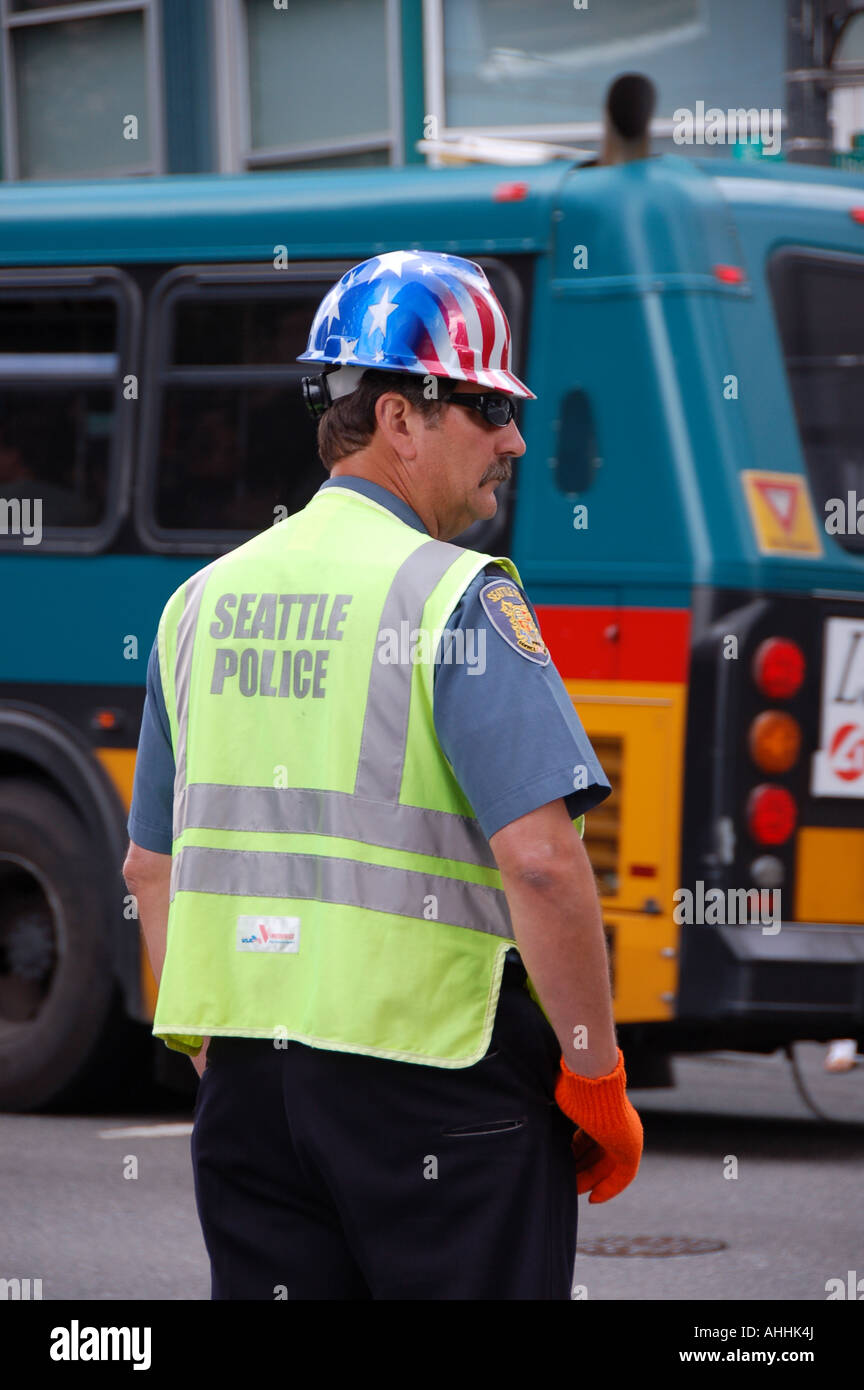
[{"xmin": 296, "ymin": 352, "xmax": 536, "ymax": 401}]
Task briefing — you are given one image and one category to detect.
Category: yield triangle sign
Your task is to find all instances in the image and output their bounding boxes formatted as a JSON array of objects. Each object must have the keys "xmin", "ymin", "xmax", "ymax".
[
  {"xmin": 741, "ymin": 470, "xmax": 823, "ymax": 557},
  {"xmin": 753, "ymin": 479, "xmax": 798, "ymax": 532}
]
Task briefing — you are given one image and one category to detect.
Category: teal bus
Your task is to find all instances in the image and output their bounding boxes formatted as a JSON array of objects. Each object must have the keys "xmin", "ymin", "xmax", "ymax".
[{"xmin": 1, "ymin": 146, "xmax": 863, "ymax": 1108}]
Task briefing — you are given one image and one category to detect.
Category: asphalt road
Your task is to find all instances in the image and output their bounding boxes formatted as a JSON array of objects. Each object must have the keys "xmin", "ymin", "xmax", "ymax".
[{"xmin": 1, "ymin": 1043, "xmax": 861, "ymax": 1301}]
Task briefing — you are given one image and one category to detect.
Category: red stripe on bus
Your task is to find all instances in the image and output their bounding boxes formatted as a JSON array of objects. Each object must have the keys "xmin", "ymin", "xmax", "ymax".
[{"xmin": 534, "ymin": 606, "xmax": 691, "ymax": 682}]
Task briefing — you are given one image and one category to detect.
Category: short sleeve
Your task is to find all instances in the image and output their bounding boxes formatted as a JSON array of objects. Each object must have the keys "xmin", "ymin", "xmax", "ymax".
[
  {"xmin": 127, "ymin": 640, "xmax": 176, "ymax": 854},
  {"xmin": 433, "ymin": 567, "xmax": 611, "ymax": 839}
]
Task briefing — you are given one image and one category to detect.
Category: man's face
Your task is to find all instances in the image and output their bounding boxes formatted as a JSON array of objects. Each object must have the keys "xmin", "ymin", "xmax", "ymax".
[{"xmin": 416, "ymin": 380, "xmax": 527, "ymax": 540}]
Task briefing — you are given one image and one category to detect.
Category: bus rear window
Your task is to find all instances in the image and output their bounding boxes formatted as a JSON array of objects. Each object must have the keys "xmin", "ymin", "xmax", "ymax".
[
  {"xmin": 768, "ymin": 249, "xmax": 864, "ymax": 556},
  {"xmin": 0, "ymin": 292, "xmax": 119, "ymax": 538}
]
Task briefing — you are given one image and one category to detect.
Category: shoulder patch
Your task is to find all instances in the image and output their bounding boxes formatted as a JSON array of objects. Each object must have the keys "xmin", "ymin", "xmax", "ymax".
[{"xmin": 479, "ymin": 579, "xmax": 550, "ymax": 665}]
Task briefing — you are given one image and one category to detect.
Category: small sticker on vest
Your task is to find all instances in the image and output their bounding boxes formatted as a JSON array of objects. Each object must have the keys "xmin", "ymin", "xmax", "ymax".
[{"xmin": 236, "ymin": 916, "xmax": 300, "ymax": 952}]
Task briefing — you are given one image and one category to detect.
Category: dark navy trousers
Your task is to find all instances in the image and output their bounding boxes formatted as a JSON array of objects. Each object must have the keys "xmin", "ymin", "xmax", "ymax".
[{"xmin": 191, "ymin": 958, "xmax": 579, "ymax": 1300}]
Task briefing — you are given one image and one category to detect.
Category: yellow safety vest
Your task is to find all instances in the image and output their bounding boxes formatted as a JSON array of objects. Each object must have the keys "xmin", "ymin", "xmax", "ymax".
[{"xmin": 153, "ymin": 483, "xmax": 530, "ymax": 1065}]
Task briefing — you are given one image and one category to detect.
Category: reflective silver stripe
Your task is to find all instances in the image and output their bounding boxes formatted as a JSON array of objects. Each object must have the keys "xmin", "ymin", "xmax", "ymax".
[
  {"xmin": 182, "ymin": 783, "xmax": 498, "ymax": 869},
  {"xmin": 171, "ymin": 844, "xmax": 513, "ymax": 939},
  {"xmin": 172, "ymin": 566, "xmax": 214, "ymax": 842},
  {"xmin": 354, "ymin": 539, "xmax": 471, "ymax": 801}
]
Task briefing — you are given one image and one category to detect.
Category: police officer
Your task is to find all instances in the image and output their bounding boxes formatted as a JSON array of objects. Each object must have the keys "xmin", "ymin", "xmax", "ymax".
[{"xmin": 123, "ymin": 251, "xmax": 643, "ymax": 1301}]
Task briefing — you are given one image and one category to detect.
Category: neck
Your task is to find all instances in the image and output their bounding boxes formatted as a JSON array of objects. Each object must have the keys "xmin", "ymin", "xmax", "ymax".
[{"xmin": 329, "ymin": 453, "xmax": 444, "ymax": 538}]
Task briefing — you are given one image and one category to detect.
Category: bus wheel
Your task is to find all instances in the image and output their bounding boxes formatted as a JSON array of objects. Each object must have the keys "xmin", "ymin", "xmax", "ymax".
[{"xmin": 0, "ymin": 779, "xmax": 117, "ymax": 1110}]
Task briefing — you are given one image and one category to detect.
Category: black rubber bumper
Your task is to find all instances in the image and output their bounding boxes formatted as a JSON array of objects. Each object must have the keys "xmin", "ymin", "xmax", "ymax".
[{"xmin": 676, "ymin": 921, "xmax": 864, "ymax": 1024}]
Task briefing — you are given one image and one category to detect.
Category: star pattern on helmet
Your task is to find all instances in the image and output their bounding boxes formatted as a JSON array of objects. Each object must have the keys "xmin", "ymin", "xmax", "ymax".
[
  {"xmin": 320, "ymin": 291, "xmax": 340, "ymax": 335},
  {"xmin": 373, "ymin": 250, "xmax": 419, "ymax": 279},
  {"xmin": 365, "ymin": 287, "xmax": 399, "ymax": 337}
]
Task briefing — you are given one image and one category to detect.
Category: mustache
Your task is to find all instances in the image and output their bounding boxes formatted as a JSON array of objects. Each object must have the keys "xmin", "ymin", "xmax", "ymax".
[{"xmin": 480, "ymin": 459, "xmax": 513, "ymax": 485}]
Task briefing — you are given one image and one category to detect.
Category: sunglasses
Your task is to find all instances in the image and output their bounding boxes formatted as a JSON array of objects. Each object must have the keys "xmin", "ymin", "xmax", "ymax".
[{"xmin": 447, "ymin": 392, "xmax": 519, "ymax": 427}]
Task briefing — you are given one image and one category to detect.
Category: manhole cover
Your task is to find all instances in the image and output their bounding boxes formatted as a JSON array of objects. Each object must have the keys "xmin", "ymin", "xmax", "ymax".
[{"xmin": 578, "ymin": 1235, "xmax": 726, "ymax": 1258}]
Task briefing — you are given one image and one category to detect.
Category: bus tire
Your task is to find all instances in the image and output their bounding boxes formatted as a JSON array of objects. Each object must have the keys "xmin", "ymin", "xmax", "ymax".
[{"xmin": 0, "ymin": 778, "xmax": 122, "ymax": 1110}]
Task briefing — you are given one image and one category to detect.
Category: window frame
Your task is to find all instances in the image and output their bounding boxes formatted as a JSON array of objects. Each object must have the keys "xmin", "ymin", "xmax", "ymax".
[
  {"xmin": 0, "ymin": 265, "xmax": 140, "ymax": 554},
  {"xmin": 0, "ymin": 0, "xmax": 165, "ymax": 181},
  {"xmin": 422, "ymin": 0, "xmax": 699, "ymax": 161},
  {"xmin": 213, "ymin": 0, "xmax": 403, "ymax": 173},
  {"xmin": 767, "ymin": 243, "xmax": 864, "ymax": 559},
  {"xmin": 137, "ymin": 255, "xmax": 528, "ymax": 556},
  {"xmin": 136, "ymin": 261, "xmax": 354, "ymax": 555}
]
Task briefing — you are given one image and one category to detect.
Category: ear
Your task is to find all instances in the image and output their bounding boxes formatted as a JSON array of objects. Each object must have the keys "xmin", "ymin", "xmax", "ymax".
[{"xmin": 375, "ymin": 392, "xmax": 421, "ymax": 458}]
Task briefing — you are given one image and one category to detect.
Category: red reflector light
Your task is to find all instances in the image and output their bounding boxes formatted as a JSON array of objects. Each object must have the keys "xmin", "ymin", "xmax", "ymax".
[
  {"xmin": 747, "ymin": 784, "xmax": 797, "ymax": 845},
  {"xmin": 850, "ymin": 209, "xmax": 864, "ymax": 224},
  {"xmin": 493, "ymin": 181, "xmax": 529, "ymax": 202},
  {"xmin": 713, "ymin": 264, "xmax": 745, "ymax": 284},
  {"xmin": 748, "ymin": 710, "xmax": 802, "ymax": 774},
  {"xmin": 752, "ymin": 638, "xmax": 805, "ymax": 699},
  {"xmin": 629, "ymin": 864, "xmax": 657, "ymax": 878},
  {"xmin": 95, "ymin": 710, "xmax": 117, "ymax": 730}
]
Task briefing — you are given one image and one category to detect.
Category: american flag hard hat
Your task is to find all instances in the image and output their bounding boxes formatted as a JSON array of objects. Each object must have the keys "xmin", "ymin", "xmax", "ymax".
[{"xmin": 297, "ymin": 249, "xmax": 535, "ymax": 399}]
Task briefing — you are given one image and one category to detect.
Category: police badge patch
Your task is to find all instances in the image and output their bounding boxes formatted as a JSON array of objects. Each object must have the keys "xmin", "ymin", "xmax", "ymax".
[{"xmin": 479, "ymin": 579, "xmax": 550, "ymax": 665}]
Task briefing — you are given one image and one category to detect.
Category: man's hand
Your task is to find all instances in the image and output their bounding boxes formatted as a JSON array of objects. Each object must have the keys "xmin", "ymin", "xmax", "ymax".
[
  {"xmin": 555, "ymin": 1050, "xmax": 644, "ymax": 1203},
  {"xmin": 191, "ymin": 1040, "xmax": 211, "ymax": 1080}
]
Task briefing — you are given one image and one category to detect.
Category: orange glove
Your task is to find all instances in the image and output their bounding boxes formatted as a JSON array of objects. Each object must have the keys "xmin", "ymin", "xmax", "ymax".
[{"xmin": 554, "ymin": 1048, "xmax": 643, "ymax": 1203}]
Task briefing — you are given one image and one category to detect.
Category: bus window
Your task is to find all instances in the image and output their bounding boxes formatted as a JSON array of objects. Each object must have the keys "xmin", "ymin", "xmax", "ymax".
[
  {"xmin": 142, "ymin": 280, "xmax": 325, "ymax": 547},
  {"xmin": 768, "ymin": 248, "xmax": 864, "ymax": 556},
  {"xmin": 0, "ymin": 286, "xmax": 125, "ymax": 544},
  {"xmin": 554, "ymin": 388, "xmax": 600, "ymax": 497}
]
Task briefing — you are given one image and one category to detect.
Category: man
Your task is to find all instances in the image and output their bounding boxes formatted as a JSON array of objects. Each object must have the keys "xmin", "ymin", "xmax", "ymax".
[{"xmin": 123, "ymin": 250, "xmax": 643, "ymax": 1301}]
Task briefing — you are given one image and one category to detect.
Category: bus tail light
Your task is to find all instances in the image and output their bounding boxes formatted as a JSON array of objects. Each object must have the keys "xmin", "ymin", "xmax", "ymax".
[
  {"xmin": 748, "ymin": 710, "xmax": 802, "ymax": 773},
  {"xmin": 752, "ymin": 638, "xmax": 805, "ymax": 699},
  {"xmin": 91, "ymin": 708, "xmax": 120, "ymax": 731},
  {"xmin": 747, "ymin": 784, "xmax": 797, "ymax": 845},
  {"xmin": 750, "ymin": 855, "xmax": 785, "ymax": 889}
]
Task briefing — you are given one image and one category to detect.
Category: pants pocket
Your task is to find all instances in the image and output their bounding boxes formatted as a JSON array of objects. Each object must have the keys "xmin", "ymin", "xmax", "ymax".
[{"xmin": 441, "ymin": 1117, "xmax": 527, "ymax": 1137}]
